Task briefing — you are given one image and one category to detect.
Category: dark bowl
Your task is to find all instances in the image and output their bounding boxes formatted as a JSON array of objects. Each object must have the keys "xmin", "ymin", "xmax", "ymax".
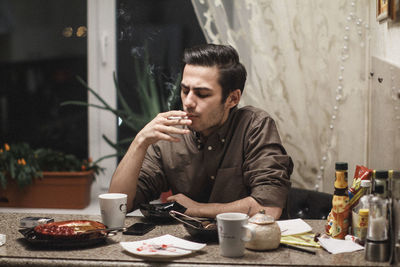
[
  {"xmin": 139, "ymin": 202, "xmax": 187, "ymax": 222},
  {"xmin": 183, "ymin": 223, "xmax": 218, "ymax": 242},
  {"xmin": 169, "ymin": 210, "xmax": 218, "ymax": 242}
]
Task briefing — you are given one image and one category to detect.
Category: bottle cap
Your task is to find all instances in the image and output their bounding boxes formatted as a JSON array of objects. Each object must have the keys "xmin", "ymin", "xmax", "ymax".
[
  {"xmin": 335, "ymin": 162, "xmax": 348, "ymax": 171},
  {"xmin": 375, "ymin": 170, "xmax": 388, "ymax": 179},
  {"xmin": 374, "ymin": 184, "xmax": 384, "ymax": 194},
  {"xmin": 360, "ymin": 180, "xmax": 371, "ymax": 188},
  {"xmin": 359, "ymin": 209, "xmax": 369, "ymax": 216}
]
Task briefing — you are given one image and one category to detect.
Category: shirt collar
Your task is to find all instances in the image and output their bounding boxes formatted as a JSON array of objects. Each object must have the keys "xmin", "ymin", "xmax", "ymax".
[{"xmin": 190, "ymin": 106, "xmax": 238, "ymax": 145}]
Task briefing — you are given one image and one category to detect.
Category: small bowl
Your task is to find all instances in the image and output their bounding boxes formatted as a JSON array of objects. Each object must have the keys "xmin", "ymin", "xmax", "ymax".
[{"xmin": 169, "ymin": 210, "xmax": 218, "ymax": 242}]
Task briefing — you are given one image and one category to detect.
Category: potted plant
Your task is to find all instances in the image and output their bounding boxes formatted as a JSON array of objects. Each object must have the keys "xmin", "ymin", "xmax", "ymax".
[{"xmin": 0, "ymin": 142, "xmax": 102, "ymax": 209}]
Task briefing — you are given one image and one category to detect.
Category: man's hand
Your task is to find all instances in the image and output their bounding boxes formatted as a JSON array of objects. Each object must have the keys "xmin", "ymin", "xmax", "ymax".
[
  {"xmin": 135, "ymin": 111, "xmax": 192, "ymax": 148},
  {"xmin": 109, "ymin": 110, "xmax": 192, "ymax": 212},
  {"xmin": 167, "ymin": 193, "xmax": 203, "ymax": 217}
]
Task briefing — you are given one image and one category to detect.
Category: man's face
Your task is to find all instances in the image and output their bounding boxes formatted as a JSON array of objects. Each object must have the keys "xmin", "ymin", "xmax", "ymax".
[{"xmin": 180, "ymin": 64, "xmax": 232, "ymax": 137}]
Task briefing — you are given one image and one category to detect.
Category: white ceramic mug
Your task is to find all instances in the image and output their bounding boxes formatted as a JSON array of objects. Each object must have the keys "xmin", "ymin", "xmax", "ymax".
[
  {"xmin": 99, "ymin": 193, "xmax": 127, "ymax": 228},
  {"xmin": 216, "ymin": 212, "xmax": 255, "ymax": 257}
]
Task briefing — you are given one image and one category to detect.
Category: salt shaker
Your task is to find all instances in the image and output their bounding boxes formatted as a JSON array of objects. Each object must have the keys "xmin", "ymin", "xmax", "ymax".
[{"xmin": 365, "ymin": 172, "xmax": 390, "ymax": 262}]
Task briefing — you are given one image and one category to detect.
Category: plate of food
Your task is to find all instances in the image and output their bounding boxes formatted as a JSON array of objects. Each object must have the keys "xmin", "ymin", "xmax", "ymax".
[
  {"xmin": 120, "ymin": 234, "xmax": 206, "ymax": 258},
  {"xmin": 19, "ymin": 220, "xmax": 124, "ymax": 248},
  {"xmin": 139, "ymin": 202, "xmax": 187, "ymax": 222}
]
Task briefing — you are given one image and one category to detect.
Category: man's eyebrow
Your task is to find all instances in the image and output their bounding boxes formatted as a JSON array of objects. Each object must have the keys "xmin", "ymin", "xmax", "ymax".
[{"xmin": 180, "ymin": 83, "xmax": 212, "ymax": 91}]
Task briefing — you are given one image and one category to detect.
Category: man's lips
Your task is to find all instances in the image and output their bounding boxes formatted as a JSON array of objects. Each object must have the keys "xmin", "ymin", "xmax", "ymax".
[{"xmin": 186, "ymin": 114, "xmax": 198, "ymax": 119}]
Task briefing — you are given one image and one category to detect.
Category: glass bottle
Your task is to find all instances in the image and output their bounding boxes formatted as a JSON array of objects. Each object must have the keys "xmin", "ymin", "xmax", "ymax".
[
  {"xmin": 351, "ymin": 179, "xmax": 371, "ymax": 243},
  {"xmin": 391, "ymin": 171, "xmax": 400, "ymax": 264},
  {"xmin": 331, "ymin": 162, "xmax": 350, "ymax": 239}
]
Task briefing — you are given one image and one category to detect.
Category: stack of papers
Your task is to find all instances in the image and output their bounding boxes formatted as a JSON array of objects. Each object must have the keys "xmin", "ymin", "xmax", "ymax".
[
  {"xmin": 277, "ymin": 218, "xmax": 312, "ymax": 236},
  {"xmin": 277, "ymin": 218, "xmax": 364, "ymax": 254},
  {"xmin": 277, "ymin": 219, "xmax": 319, "ymax": 248}
]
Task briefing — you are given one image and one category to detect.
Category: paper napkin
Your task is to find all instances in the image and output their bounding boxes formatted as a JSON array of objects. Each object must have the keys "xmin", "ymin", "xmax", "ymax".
[{"xmin": 318, "ymin": 237, "xmax": 364, "ymax": 254}]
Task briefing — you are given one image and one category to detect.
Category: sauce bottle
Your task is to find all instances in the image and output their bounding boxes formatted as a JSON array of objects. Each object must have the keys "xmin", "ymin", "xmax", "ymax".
[{"xmin": 331, "ymin": 162, "xmax": 350, "ymax": 239}]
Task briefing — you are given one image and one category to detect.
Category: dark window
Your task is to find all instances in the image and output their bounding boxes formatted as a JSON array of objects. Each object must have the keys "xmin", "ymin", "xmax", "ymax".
[
  {"xmin": 0, "ymin": 0, "xmax": 87, "ymax": 158},
  {"xmin": 115, "ymin": 0, "xmax": 206, "ymax": 155}
]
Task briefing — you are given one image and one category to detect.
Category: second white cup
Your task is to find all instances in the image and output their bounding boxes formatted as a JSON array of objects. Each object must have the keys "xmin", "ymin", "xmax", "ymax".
[
  {"xmin": 99, "ymin": 193, "xmax": 127, "ymax": 228},
  {"xmin": 216, "ymin": 212, "xmax": 255, "ymax": 257}
]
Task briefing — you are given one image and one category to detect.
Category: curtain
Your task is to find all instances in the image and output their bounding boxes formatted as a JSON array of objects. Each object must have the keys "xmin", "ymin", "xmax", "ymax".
[{"xmin": 191, "ymin": 0, "xmax": 369, "ymax": 192}]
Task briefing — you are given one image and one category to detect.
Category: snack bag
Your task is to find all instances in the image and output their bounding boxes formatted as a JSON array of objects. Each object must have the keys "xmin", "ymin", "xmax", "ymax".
[
  {"xmin": 325, "ymin": 165, "xmax": 372, "ymax": 238},
  {"xmin": 348, "ymin": 165, "xmax": 373, "ymax": 208}
]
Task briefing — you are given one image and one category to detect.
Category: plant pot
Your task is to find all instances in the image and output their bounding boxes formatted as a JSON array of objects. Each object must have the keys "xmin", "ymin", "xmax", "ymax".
[{"xmin": 0, "ymin": 171, "xmax": 94, "ymax": 209}]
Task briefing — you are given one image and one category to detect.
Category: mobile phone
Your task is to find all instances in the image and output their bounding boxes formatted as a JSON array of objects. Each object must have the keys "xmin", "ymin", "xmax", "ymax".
[{"xmin": 123, "ymin": 222, "xmax": 156, "ymax": 235}]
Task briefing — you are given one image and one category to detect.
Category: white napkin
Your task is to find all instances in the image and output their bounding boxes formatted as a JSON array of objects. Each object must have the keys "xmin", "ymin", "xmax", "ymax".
[
  {"xmin": 0, "ymin": 234, "xmax": 5, "ymax": 246},
  {"xmin": 277, "ymin": 218, "xmax": 313, "ymax": 236},
  {"xmin": 318, "ymin": 237, "xmax": 364, "ymax": 254}
]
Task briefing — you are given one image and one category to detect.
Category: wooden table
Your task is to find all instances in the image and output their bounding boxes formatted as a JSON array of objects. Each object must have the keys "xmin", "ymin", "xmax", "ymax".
[{"xmin": 0, "ymin": 212, "xmax": 389, "ymax": 266}]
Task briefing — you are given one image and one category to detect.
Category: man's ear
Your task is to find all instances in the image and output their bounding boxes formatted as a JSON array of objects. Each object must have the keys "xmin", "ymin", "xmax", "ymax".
[{"xmin": 226, "ymin": 89, "xmax": 241, "ymax": 108}]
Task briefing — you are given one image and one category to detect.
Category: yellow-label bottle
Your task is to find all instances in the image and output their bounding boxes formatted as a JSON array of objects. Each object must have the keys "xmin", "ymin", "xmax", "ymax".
[{"xmin": 331, "ymin": 162, "xmax": 350, "ymax": 239}]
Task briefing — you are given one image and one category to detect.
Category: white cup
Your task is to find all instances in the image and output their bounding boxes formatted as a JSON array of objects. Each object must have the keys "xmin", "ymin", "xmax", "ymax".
[
  {"xmin": 216, "ymin": 212, "xmax": 255, "ymax": 257},
  {"xmin": 99, "ymin": 193, "xmax": 127, "ymax": 228}
]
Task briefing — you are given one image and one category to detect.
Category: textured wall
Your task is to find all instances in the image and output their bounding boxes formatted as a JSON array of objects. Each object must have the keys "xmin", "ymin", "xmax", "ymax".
[
  {"xmin": 368, "ymin": 0, "xmax": 400, "ymax": 170},
  {"xmin": 193, "ymin": 0, "xmax": 370, "ymax": 193}
]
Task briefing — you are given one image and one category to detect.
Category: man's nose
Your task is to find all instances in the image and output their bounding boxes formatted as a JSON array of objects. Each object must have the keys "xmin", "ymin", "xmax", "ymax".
[{"xmin": 183, "ymin": 91, "xmax": 196, "ymax": 109}]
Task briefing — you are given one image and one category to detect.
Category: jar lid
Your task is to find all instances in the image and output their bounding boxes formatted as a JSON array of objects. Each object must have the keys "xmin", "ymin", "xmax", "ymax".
[
  {"xmin": 249, "ymin": 210, "xmax": 275, "ymax": 225},
  {"xmin": 335, "ymin": 162, "xmax": 348, "ymax": 170}
]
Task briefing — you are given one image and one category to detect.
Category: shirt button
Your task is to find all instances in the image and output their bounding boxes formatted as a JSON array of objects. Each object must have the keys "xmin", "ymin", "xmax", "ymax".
[
  {"xmin": 207, "ymin": 146, "xmax": 212, "ymax": 151},
  {"xmin": 197, "ymin": 145, "xmax": 202, "ymax": 149},
  {"xmin": 210, "ymin": 176, "xmax": 215, "ymax": 180},
  {"xmin": 221, "ymin": 138, "xmax": 225, "ymax": 143}
]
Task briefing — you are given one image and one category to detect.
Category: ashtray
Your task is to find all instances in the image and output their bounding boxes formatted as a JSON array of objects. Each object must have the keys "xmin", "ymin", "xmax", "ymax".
[{"xmin": 139, "ymin": 202, "xmax": 187, "ymax": 222}]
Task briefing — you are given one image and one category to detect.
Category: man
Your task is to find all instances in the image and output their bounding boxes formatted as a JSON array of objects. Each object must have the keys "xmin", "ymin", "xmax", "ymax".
[{"xmin": 109, "ymin": 44, "xmax": 293, "ymax": 219}]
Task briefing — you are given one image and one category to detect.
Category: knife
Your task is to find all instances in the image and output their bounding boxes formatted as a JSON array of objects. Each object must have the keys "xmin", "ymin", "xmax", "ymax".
[{"xmin": 84, "ymin": 226, "xmax": 127, "ymax": 234}]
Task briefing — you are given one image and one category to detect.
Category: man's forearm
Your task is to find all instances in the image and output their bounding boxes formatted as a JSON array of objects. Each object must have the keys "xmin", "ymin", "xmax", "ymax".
[
  {"xmin": 168, "ymin": 194, "xmax": 282, "ymax": 219},
  {"xmin": 109, "ymin": 139, "xmax": 147, "ymax": 212},
  {"xmin": 195, "ymin": 197, "xmax": 282, "ymax": 219}
]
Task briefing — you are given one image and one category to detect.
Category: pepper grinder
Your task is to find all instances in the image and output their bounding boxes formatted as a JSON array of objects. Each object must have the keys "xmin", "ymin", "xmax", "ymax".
[
  {"xmin": 365, "ymin": 171, "xmax": 390, "ymax": 262},
  {"xmin": 391, "ymin": 171, "xmax": 400, "ymax": 265}
]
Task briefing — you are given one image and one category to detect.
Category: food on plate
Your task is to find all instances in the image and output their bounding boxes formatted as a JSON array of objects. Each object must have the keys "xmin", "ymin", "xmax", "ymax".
[{"xmin": 34, "ymin": 220, "xmax": 106, "ymax": 239}]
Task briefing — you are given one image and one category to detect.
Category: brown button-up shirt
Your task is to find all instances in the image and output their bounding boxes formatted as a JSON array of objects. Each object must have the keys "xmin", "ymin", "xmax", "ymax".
[{"xmin": 133, "ymin": 105, "xmax": 293, "ymax": 209}]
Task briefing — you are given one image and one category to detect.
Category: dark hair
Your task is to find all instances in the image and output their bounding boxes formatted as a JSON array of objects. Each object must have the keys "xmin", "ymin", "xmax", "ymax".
[{"xmin": 183, "ymin": 44, "xmax": 247, "ymax": 102}]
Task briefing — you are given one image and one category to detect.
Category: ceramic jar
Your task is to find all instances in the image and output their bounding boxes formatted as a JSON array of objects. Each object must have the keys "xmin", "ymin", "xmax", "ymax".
[{"xmin": 245, "ymin": 210, "xmax": 281, "ymax": 251}]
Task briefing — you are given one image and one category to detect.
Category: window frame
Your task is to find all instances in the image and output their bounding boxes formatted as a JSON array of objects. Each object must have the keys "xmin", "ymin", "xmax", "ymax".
[{"xmin": 87, "ymin": 0, "xmax": 117, "ymax": 191}]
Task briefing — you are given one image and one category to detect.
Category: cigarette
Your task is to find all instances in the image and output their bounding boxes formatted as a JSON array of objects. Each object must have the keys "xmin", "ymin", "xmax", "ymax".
[{"xmin": 167, "ymin": 116, "xmax": 188, "ymax": 120}]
